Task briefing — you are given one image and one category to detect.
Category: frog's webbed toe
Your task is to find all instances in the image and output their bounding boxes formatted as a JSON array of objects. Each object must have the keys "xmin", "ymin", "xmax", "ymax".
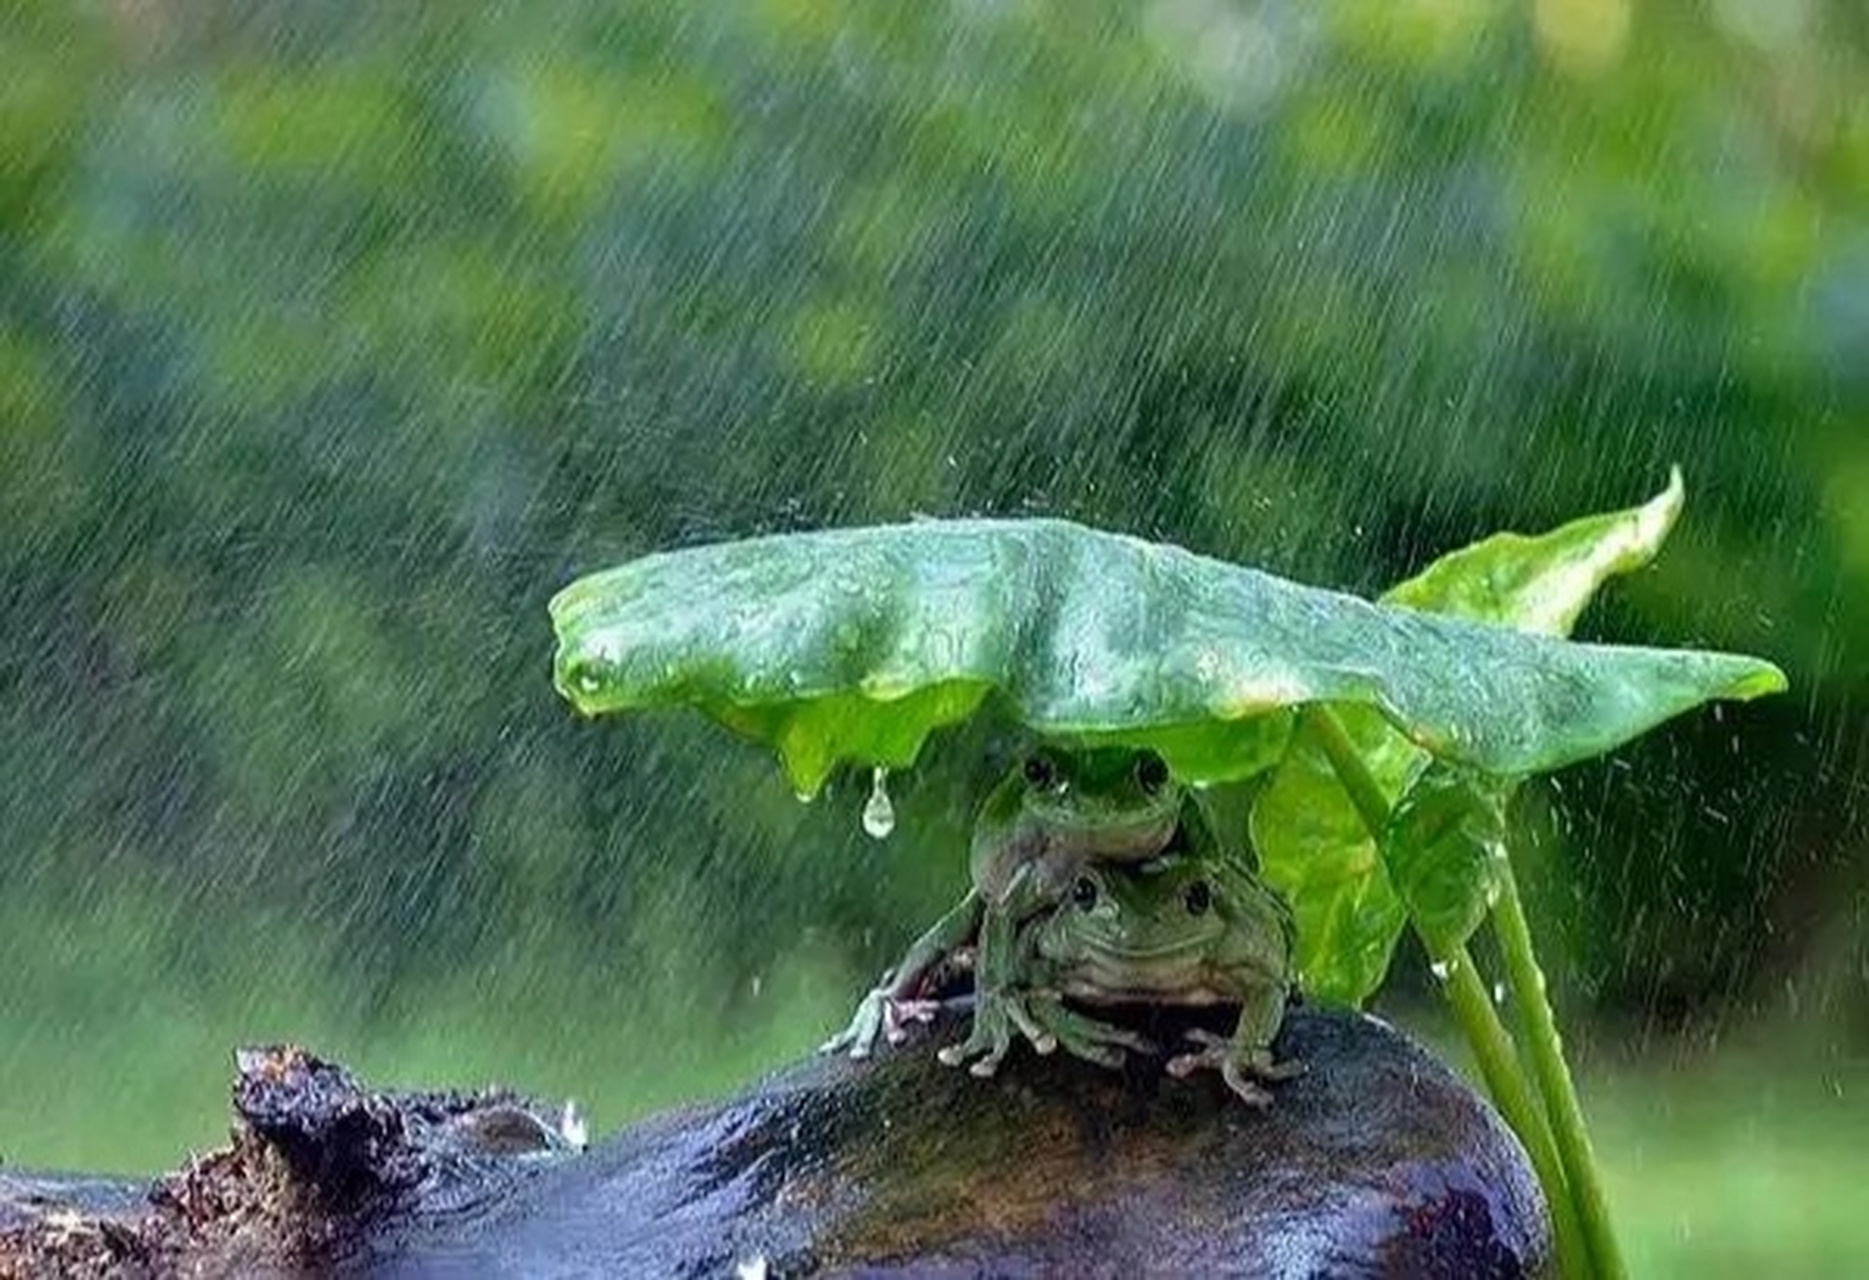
[
  {"xmin": 820, "ymin": 985, "xmax": 944, "ymax": 1059},
  {"xmin": 1166, "ymin": 1027, "xmax": 1304, "ymax": 1106},
  {"xmin": 818, "ymin": 986, "xmax": 886, "ymax": 1059},
  {"xmin": 882, "ymin": 996, "xmax": 944, "ymax": 1042},
  {"xmin": 936, "ymin": 989, "xmax": 1058, "ymax": 1076},
  {"xmin": 1027, "ymin": 994, "xmax": 1156, "ymax": 1070}
]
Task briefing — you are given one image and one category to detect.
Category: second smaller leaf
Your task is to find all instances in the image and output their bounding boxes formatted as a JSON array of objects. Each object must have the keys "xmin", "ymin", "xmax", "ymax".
[{"xmin": 1381, "ymin": 762, "xmax": 1510, "ymax": 957}]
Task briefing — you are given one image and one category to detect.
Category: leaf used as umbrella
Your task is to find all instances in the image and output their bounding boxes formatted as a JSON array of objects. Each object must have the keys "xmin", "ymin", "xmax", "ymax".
[{"xmin": 550, "ymin": 510, "xmax": 1782, "ymax": 798}]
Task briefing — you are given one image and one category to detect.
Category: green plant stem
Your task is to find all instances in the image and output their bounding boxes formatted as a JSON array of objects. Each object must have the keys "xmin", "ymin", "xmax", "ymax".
[
  {"xmin": 1437, "ymin": 943, "xmax": 1585, "ymax": 1271},
  {"xmin": 1295, "ymin": 706, "xmax": 1393, "ymax": 839},
  {"xmin": 1299, "ymin": 706, "xmax": 1591, "ymax": 1279},
  {"xmin": 1492, "ymin": 857, "xmax": 1628, "ymax": 1280}
]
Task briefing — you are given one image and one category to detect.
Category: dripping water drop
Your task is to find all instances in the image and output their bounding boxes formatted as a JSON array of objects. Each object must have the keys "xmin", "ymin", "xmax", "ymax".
[{"xmin": 862, "ymin": 766, "xmax": 896, "ymax": 839}]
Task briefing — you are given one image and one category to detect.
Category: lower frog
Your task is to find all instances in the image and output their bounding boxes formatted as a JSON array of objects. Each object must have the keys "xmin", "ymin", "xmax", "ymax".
[
  {"xmin": 822, "ymin": 746, "xmax": 1181, "ymax": 1073},
  {"xmin": 1021, "ymin": 834, "xmax": 1302, "ymax": 1106}
]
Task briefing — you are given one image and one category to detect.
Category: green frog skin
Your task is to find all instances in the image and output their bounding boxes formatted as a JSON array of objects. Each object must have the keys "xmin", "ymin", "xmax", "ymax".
[
  {"xmin": 1022, "ymin": 839, "xmax": 1301, "ymax": 1106},
  {"xmin": 821, "ymin": 746, "xmax": 1181, "ymax": 1071}
]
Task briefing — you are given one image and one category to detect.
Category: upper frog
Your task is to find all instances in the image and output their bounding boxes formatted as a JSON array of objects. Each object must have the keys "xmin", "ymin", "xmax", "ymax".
[
  {"xmin": 1021, "ymin": 836, "xmax": 1301, "ymax": 1106},
  {"xmin": 968, "ymin": 746, "xmax": 1183, "ymax": 904}
]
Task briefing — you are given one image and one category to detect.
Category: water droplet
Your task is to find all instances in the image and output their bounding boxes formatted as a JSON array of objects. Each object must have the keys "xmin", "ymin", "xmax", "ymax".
[
  {"xmin": 1429, "ymin": 958, "xmax": 1455, "ymax": 982},
  {"xmin": 576, "ymin": 669, "xmax": 602, "ymax": 694},
  {"xmin": 1492, "ymin": 981, "xmax": 1507, "ymax": 1005},
  {"xmin": 559, "ymin": 1101, "xmax": 589, "ymax": 1150},
  {"xmin": 861, "ymin": 767, "xmax": 895, "ymax": 839},
  {"xmin": 793, "ymin": 788, "xmax": 817, "ymax": 805}
]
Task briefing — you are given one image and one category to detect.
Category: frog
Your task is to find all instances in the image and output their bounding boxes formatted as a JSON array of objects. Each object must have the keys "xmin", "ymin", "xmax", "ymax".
[
  {"xmin": 820, "ymin": 746, "xmax": 1183, "ymax": 1073},
  {"xmin": 1020, "ymin": 832, "xmax": 1302, "ymax": 1106}
]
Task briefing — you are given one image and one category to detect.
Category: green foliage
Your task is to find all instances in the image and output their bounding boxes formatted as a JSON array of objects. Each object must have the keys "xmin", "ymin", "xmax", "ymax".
[
  {"xmin": 1382, "ymin": 469, "xmax": 1685, "ymax": 632},
  {"xmin": 553, "ymin": 516, "xmax": 1780, "ymax": 796},
  {"xmin": 1381, "ymin": 764, "xmax": 1508, "ymax": 957},
  {"xmin": 0, "ymin": 0, "xmax": 1862, "ymax": 1174},
  {"xmin": 1256, "ymin": 474, "xmax": 1735, "ymax": 1002},
  {"xmin": 1251, "ymin": 705, "xmax": 1415, "ymax": 1003}
]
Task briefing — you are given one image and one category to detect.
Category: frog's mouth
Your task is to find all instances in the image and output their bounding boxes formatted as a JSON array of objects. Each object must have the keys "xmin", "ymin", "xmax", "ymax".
[
  {"xmin": 1085, "ymin": 938, "xmax": 1213, "ymax": 962},
  {"xmin": 1060, "ymin": 938, "xmax": 1228, "ymax": 990},
  {"xmin": 1069, "ymin": 811, "xmax": 1181, "ymax": 859}
]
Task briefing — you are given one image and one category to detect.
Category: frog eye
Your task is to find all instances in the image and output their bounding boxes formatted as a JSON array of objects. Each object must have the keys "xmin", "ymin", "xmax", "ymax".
[
  {"xmin": 1134, "ymin": 752, "xmax": 1170, "ymax": 794},
  {"xmin": 1022, "ymin": 752, "xmax": 1059, "ymax": 789},
  {"xmin": 1070, "ymin": 875, "xmax": 1099, "ymax": 911},
  {"xmin": 1183, "ymin": 880, "xmax": 1212, "ymax": 916}
]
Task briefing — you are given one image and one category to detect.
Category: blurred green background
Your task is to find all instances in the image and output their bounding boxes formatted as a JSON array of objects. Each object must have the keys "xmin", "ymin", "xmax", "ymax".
[{"xmin": 1, "ymin": 0, "xmax": 1863, "ymax": 1272}]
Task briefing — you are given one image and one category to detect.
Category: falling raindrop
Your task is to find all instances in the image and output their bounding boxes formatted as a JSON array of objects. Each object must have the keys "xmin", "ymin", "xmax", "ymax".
[
  {"xmin": 862, "ymin": 766, "xmax": 896, "ymax": 838},
  {"xmin": 1492, "ymin": 981, "xmax": 1507, "ymax": 1005},
  {"xmin": 559, "ymin": 1102, "xmax": 589, "ymax": 1151}
]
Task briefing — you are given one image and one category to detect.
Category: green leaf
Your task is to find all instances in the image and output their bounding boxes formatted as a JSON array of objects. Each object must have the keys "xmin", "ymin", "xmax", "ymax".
[
  {"xmin": 1250, "ymin": 707, "xmax": 1411, "ymax": 1004},
  {"xmin": 551, "ymin": 515, "xmax": 1783, "ymax": 796},
  {"xmin": 1381, "ymin": 763, "xmax": 1509, "ymax": 956},
  {"xmin": 1383, "ymin": 466, "xmax": 1685, "ymax": 632},
  {"xmin": 1251, "ymin": 472, "xmax": 1780, "ymax": 1005}
]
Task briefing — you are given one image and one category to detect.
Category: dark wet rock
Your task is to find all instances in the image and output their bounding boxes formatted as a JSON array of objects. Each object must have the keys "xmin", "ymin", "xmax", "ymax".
[
  {"xmin": 0, "ymin": 1045, "xmax": 581, "ymax": 1278},
  {"xmin": 0, "ymin": 1174, "xmax": 145, "ymax": 1236},
  {"xmin": 0, "ymin": 1175, "xmax": 149, "ymax": 1276},
  {"xmin": 223, "ymin": 1046, "xmax": 582, "ymax": 1217},
  {"xmin": 0, "ymin": 1010, "xmax": 1549, "ymax": 1277},
  {"xmin": 397, "ymin": 1003, "xmax": 1551, "ymax": 1278}
]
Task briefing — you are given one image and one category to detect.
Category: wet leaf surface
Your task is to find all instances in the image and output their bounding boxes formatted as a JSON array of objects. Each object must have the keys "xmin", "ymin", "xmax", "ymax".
[{"xmin": 551, "ymin": 515, "xmax": 1782, "ymax": 797}]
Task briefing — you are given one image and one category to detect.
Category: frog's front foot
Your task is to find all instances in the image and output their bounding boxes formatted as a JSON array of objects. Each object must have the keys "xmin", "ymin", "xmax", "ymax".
[
  {"xmin": 935, "ymin": 989, "xmax": 1057, "ymax": 1077},
  {"xmin": 1026, "ymin": 993, "xmax": 1157, "ymax": 1070},
  {"xmin": 1165, "ymin": 1028, "xmax": 1305, "ymax": 1106},
  {"xmin": 819, "ymin": 985, "xmax": 945, "ymax": 1059}
]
